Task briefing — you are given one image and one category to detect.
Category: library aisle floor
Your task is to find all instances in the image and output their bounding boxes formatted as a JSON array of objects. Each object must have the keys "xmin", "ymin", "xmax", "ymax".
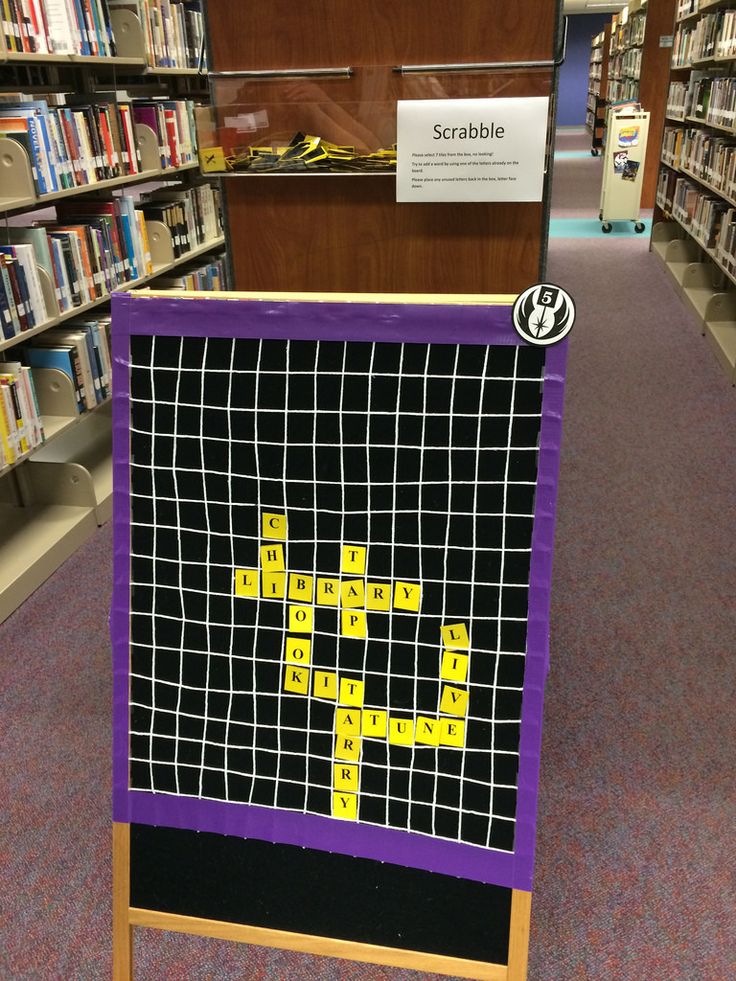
[{"xmin": 1, "ymin": 129, "xmax": 735, "ymax": 981}]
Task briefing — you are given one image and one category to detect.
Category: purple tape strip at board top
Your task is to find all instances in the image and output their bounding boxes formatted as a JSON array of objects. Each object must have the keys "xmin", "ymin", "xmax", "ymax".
[{"xmin": 111, "ymin": 292, "xmax": 568, "ymax": 892}]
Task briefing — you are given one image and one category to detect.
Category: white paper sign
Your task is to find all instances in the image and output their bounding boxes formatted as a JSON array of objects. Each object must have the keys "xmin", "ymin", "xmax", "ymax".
[{"xmin": 397, "ymin": 97, "xmax": 549, "ymax": 203}]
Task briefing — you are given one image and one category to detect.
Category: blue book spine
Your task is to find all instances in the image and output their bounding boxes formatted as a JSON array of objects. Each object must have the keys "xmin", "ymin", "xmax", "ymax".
[
  {"xmin": 69, "ymin": 0, "xmax": 91, "ymax": 55},
  {"xmin": 0, "ymin": 248, "xmax": 34, "ymax": 329},
  {"xmin": 33, "ymin": 112, "xmax": 60, "ymax": 194},
  {"xmin": 89, "ymin": 323, "xmax": 108, "ymax": 398},
  {"xmin": 19, "ymin": 347, "xmax": 83, "ymax": 413},
  {"xmin": 47, "ymin": 237, "xmax": 68, "ymax": 312},
  {"xmin": 118, "ymin": 210, "xmax": 138, "ymax": 282},
  {"xmin": 0, "ymin": 284, "xmax": 14, "ymax": 340},
  {"xmin": 88, "ymin": 0, "xmax": 105, "ymax": 56}
]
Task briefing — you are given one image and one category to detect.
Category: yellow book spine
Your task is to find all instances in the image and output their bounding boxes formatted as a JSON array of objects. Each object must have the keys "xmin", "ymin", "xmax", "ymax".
[
  {"xmin": 0, "ymin": 380, "xmax": 17, "ymax": 464},
  {"xmin": 0, "ymin": 375, "xmax": 28, "ymax": 455}
]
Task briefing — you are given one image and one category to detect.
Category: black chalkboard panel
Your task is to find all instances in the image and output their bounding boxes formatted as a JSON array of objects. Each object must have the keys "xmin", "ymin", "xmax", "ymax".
[{"xmin": 131, "ymin": 824, "xmax": 512, "ymax": 965}]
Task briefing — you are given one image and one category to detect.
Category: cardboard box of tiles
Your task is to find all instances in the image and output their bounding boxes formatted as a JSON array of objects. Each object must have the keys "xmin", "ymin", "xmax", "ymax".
[{"xmin": 110, "ymin": 290, "xmax": 569, "ymax": 981}]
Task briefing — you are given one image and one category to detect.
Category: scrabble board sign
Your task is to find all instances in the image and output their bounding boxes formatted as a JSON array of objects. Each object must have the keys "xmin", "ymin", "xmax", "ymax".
[{"xmin": 112, "ymin": 290, "xmax": 568, "ymax": 972}]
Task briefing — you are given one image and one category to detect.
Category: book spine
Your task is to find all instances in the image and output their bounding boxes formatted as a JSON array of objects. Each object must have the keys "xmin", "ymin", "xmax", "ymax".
[
  {"xmin": 1, "ymin": 376, "xmax": 30, "ymax": 454},
  {"xmin": 0, "ymin": 383, "xmax": 18, "ymax": 463},
  {"xmin": 0, "ymin": 259, "xmax": 21, "ymax": 337}
]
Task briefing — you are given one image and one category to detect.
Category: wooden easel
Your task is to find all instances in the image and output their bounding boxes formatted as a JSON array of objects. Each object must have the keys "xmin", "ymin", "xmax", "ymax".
[{"xmin": 113, "ymin": 823, "xmax": 531, "ymax": 981}]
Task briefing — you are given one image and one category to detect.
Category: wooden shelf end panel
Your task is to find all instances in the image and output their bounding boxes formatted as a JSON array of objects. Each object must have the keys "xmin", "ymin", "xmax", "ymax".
[{"xmin": 226, "ymin": 178, "xmax": 541, "ymax": 295}]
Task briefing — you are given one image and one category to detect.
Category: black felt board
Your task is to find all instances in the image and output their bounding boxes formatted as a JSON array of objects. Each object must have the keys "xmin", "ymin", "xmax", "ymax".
[
  {"xmin": 131, "ymin": 824, "xmax": 513, "ymax": 965},
  {"xmin": 128, "ymin": 336, "xmax": 545, "ymax": 853}
]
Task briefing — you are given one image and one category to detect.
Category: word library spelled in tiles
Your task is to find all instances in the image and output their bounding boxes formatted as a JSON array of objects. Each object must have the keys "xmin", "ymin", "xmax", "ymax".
[{"xmin": 234, "ymin": 513, "xmax": 472, "ymax": 822}]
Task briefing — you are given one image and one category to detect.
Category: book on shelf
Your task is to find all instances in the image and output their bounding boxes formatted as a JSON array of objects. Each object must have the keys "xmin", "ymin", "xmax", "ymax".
[
  {"xmin": 677, "ymin": 1, "xmax": 700, "ymax": 21},
  {"xmin": 667, "ymin": 81, "xmax": 688, "ymax": 118},
  {"xmin": 716, "ymin": 206, "xmax": 736, "ymax": 265},
  {"xmin": 18, "ymin": 315, "xmax": 112, "ymax": 413},
  {"xmin": 656, "ymin": 167, "xmax": 679, "ymax": 212},
  {"xmin": 138, "ymin": 182, "xmax": 222, "ymax": 254},
  {"xmin": 106, "ymin": 0, "xmax": 206, "ymax": 69},
  {"xmin": 131, "ymin": 98, "xmax": 198, "ymax": 168},
  {"xmin": 1, "ymin": 0, "xmax": 117, "ymax": 57},
  {"xmin": 153, "ymin": 253, "xmax": 228, "ymax": 291},
  {"xmin": 0, "ymin": 360, "xmax": 44, "ymax": 469},
  {"xmin": 0, "ymin": 95, "xmax": 201, "ymax": 199},
  {"xmin": 0, "ymin": 246, "xmax": 49, "ymax": 338},
  {"xmin": 0, "ymin": 181, "xmax": 221, "ymax": 342},
  {"xmin": 673, "ymin": 11, "xmax": 736, "ymax": 67}
]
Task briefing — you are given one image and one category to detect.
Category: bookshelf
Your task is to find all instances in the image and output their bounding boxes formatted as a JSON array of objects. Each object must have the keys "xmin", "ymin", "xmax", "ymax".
[
  {"xmin": 652, "ymin": 0, "xmax": 736, "ymax": 383},
  {"xmin": 600, "ymin": 0, "xmax": 676, "ymax": 207},
  {"xmin": 587, "ymin": 26, "xmax": 611, "ymax": 155},
  {"xmin": 0, "ymin": 0, "xmax": 225, "ymax": 624}
]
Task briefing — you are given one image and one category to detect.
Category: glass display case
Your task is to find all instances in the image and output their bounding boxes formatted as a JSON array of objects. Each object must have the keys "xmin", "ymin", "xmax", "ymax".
[{"xmin": 198, "ymin": 65, "xmax": 554, "ymax": 175}]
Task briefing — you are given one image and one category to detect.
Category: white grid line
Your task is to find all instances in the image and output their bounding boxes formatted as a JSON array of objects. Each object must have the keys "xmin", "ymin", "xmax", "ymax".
[
  {"xmin": 406, "ymin": 345, "xmax": 430, "ymax": 826},
  {"xmin": 196, "ymin": 336, "xmax": 213, "ymax": 798},
  {"xmin": 131, "ymin": 664, "xmax": 524, "ymax": 694},
  {"xmin": 131, "ymin": 499, "xmax": 536, "ymax": 518},
  {"xmin": 487, "ymin": 346, "xmax": 519, "ymax": 848},
  {"xmin": 305, "ymin": 341, "xmax": 319, "ymax": 813},
  {"xmin": 247, "ymin": 339, "xmax": 264, "ymax": 805},
  {"xmin": 146, "ymin": 338, "xmax": 158, "ymax": 791},
  {"xmin": 431, "ymin": 344, "xmax": 461, "ymax": 837},
  {"xmin": 130, "ymin": 691, "xmax": 523, "ymax": 732},
  {"xmin": 130, "ymin": 426, "xmax": 541, "ymax": 452},
  {"xmin": 223, "ymin": 339, "xmax": 236, "ymax": 801},
  {"xmin": 126, "ymin": 768, "xmax": 518, "ymax": 831},
  {"xmin": 171, "ymin": 337, "xmax": 187, "ymax": 796},
  {"xmin": 359, "ymin": 343, "xmax": 376, "ymax": 819},
  {"xmin": 131, "ymin": 554, "xmax": 530, "ymax": 588},
  {"xmin": 460, "ymin": 345, "xmax": 491, "ymax": 822}
]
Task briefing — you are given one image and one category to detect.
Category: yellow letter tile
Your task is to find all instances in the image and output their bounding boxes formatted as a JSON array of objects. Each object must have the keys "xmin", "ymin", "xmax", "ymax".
[
  {"xmin": 339, "ymin": 677, "xmax": 365, "ymax": 707},
  {"xmin": 316, "ymin": 577, "xmax": 340, "ymax": 606},
  {"xmin": 416, "ymin": 716, "xmax": 441, "ymax": 746},
  {"xmin": 313, "ymin": 671, "xmax": 337, "ymax": 700},
  {"xmin": 336, "ymin": 708, "xmax": 361, "ymax": 735},
  {"xmin": 441, "ymin": 651, "xmax": 469, "ymax": 683},
  {"xmin": 288, "ymin": 573, "xmax": 314, "ymax": 603},
  {"xmin": 262, "ymin": 512, "xmax": 287, "ymax": 540},
  {"xmin": 389, "ymin": 717, "xmax": 414, "ymax": 746},
  {"xmin": 283, "ymin": 665, "xmax": 309, "ymax": 695},
  {"xmin": 288, "ymin": 605, "xmax": 313, "ymax": 633},
  {"xmin": 335, "ymin": 734, "xmax": 361, "ymax": 762},
  {"xmin": 440, "ymin": 718, "xmax": 466, "ymax": 747},
  {"xmin": 393, "ymin": 581, "xmax": 421, "ymax": 612},
  {"xmin": 234, "ymin": 568, "xmax": 258, "ymax": 597},
  {"xmin": 285, "ymin": 637, "xmax": 311, "ymax": 665},
  {"xmin": 341, "ymin": 579, "xmax": 365, "ymax": 609},
  {"xmin": 333, "ymin": 763, "xmax": 359, "ymax": 793},
  {"xmin": 341, "ymin": 545, "xmax": 366, "ymax": 575},
  {"xmin": 332, "ymin": 791, "xmax": 358, "ymax": 820},
  {"xmin": 366, "ymin": 582, "xmax": 391, "ymax": 612},
  {"xmin": 261, "ymin": 571, "xmax": 285, "ymax": 599},
  {"xmin": 441, "ymin": 622, "xmax": 470, "ymax": 650},
  {"xmin": 440, "ymin": 685, "xmax": 469, "ymax": 717},
  {"xmin": 362, "ymin": 709, "xmax": 388, "ymax": 739},
  {"xmin": 341, "ymin": 609, "xmax": 367, "ymax": 638},
  {"xmin": 260, "ymin": 544, "xmax": 285, "ymax": 572}
]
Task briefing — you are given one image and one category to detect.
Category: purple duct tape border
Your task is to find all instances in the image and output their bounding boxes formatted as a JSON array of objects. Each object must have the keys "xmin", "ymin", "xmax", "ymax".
[{"xmin": 110, "ymin": 292, "xmax": 568, "ymax": 892}]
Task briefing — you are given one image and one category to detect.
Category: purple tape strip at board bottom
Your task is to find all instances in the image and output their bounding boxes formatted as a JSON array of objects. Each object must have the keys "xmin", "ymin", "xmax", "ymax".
[{"xmin": 111, "ymin": 292, "xmax": 568, "ymax": 892}]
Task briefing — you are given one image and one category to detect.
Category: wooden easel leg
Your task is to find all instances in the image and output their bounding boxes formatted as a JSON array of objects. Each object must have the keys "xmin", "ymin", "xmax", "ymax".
[
  {"xmin": 506, "ymin": 889, "xmax": 532, "ymax": 981},
  {"xmin": 113, "ymin": 823, "xmax": 134, "ymax": 981}
]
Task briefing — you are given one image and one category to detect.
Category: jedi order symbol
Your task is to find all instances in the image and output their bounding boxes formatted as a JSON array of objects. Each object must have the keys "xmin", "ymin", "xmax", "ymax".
[{"xmin": 512, "ymin": 283, "xmax": 576, "ymax": 346}]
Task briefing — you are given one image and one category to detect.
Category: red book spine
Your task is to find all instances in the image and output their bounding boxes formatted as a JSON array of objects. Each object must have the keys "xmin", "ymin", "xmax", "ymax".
[{"xmin": 164, "ymin": 109, "xmax": 179, "ymax": 168}]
